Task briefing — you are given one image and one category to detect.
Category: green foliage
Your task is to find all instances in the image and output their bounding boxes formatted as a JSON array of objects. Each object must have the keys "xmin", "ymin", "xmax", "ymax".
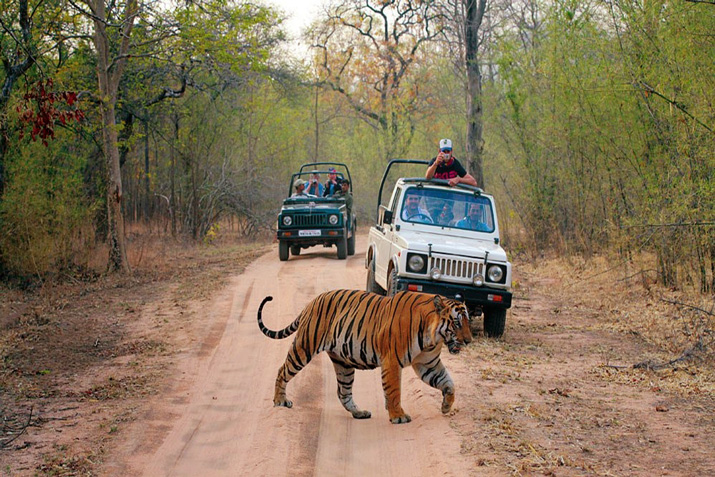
[
  {"xmin": 0, "ymin": 129, "xmax": 98, "ymax": 277},
  {"xmin": 0, "ymin": 0, "xmax": 711, "ymax": 292},
  {"xmin": 484, "ymin": 0, "xmax": 714, "ymax": 290}
]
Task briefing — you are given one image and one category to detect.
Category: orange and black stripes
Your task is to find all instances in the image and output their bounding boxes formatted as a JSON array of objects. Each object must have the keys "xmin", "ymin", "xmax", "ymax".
[{"xmin": 256, "ymin": 290, "xmax": 471, "ymax": 423}]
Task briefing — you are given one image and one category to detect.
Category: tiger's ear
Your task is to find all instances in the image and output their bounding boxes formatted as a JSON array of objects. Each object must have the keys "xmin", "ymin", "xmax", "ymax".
[{"xmin": 433, "ymin": 295, "xmax": 446, "ymax": 313}]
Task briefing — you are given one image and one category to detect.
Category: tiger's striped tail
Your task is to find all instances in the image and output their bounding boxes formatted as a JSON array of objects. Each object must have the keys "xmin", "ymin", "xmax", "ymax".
[{"xmin": 257, "ymin": 296, "xmax": 300, "ymax": 339}]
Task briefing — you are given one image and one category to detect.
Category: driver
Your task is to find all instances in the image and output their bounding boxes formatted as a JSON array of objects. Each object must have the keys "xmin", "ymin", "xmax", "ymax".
[{"xmin": 402, "ymin": 194, "xmax": 433, "ymax": 223}]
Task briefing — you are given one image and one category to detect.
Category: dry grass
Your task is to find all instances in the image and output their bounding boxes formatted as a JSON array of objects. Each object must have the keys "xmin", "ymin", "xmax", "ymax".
[
  {"xmin": 0, "ymin": 231, "xmax": 271, "ymax": 473},
  {"xmin": 2, "ymin": 238, "xmax": 713, "ymax": 476}
]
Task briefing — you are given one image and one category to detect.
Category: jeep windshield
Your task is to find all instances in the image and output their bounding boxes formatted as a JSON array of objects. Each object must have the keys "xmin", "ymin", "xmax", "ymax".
[{"xmin": 400, "ymin": 186, "xmax": 495, "ymax": 233}]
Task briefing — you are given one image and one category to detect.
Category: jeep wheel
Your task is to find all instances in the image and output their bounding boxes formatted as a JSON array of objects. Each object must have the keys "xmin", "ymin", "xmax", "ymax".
[
  {"xmin": 366, "ymin": 259, "xmax": 385, "ymax": 295},
  {"xmin": 336, "ymin": 236, "xmax": 347, "ymax": 260},
  {"xmin": 279, "ymin": 241, "xmax": 289, "ymax": 261},
  {"xmin": 290, "ymin": 245, "xmax": 301, "ymax": 256},
  {"xmin": 347, "ymin": 232, "xmax": 356, "ymax": 256},
  {"xmin": 483, "ymin": 307, "xmax": 506, "ymax": 338}
]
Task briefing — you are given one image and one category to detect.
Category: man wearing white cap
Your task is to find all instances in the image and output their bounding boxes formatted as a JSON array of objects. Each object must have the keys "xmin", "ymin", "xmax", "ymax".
[
  {"xmin": 425, "ymin": 138, "xmax": 477, "ymax": 187},
  {"xmin": 291, "ymin": 178, "xmax": 310, "ymax": 197}
]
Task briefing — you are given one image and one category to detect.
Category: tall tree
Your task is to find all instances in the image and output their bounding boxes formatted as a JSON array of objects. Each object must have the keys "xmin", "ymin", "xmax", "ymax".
[
  {"xmin": 80, "ymin": 0, "xmax": 138, "ymax": 272},
  {"xmin": 464, "ymin": 0, "xmax": 487, "ymax": 187},
  {"xmin": 312, "ymin": 0, "xmax": 445, "ymax": 160}
]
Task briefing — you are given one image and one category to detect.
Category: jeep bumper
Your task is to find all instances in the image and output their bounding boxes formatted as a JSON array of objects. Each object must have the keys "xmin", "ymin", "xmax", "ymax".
[
  {"xmin": 277, "ymin": 228, "xmax": 346, "ymax": 243},
  {"xmin": 393, "ymin": 277, "xmax": 512, "ymax": 309}
]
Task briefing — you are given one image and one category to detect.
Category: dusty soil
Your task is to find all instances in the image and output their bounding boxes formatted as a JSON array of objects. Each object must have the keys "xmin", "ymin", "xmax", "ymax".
[{"xmin": 1, "ymin": 234, "xmax": 713, "ymax": 476}]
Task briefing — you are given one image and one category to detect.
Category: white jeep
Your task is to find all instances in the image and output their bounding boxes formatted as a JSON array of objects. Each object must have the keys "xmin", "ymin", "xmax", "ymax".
[{"xmin": 365, "ymin": 160, "xmax": 513, "ymax": 337}]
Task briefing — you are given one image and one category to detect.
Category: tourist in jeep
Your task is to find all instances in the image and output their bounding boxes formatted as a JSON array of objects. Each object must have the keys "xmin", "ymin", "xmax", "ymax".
[
  {"xmin": 401, "ymin": 193, "xmax": 433, "ymax": 223},
  {"xmin": 425, "ymin": 138, "xmax": 478, "ymax": 187},
  {"xmin": 291, "ymin": 179, "xmax": 311, "ymax": 197},
  {"xmin": 305, "ymin": 171, "xmax": 324, "ymax": 196},
  {"xmin": 334, "ymin": 178, "xmax": 353, "ymax": 217},
  {"xmin": 324, "ymin": 167, "xmax": 341, "ymax": 196},
  {"xmin": 456, "ymin": 203, "xmax": 491, "ymax": 232}
]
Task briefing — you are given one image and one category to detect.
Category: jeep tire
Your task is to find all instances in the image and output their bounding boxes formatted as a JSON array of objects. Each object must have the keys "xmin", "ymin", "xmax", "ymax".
[
  {"xmin": 336, "ymin": 236, "xmax": 347, "ymax": 260},
  {"xmin": 483, "ymin": 307, "xmax": 506, "ymax": 338},
  {"xmin": 279, "ymin": 241, "xmax": 289, "ymax": 261},
  {"xmin": 386, "ymin": 268, "xmax": 398, "ymax": 297},
  {"xmin": 347, "ymin": 230, "xmax": 356, "ymax": 256},
  {"xmin": 366, "ymin": 258, "xmax": 385, "ymax": 295},
  {"xmin": 290, "ymin": 245, "xmax": 301, "ymax": 256}
]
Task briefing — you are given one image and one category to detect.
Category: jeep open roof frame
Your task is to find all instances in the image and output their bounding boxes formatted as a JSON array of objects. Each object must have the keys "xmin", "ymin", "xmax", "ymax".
[{"xmin": 375, "ymin": 159, "xmax": 485, "ymax": 222}]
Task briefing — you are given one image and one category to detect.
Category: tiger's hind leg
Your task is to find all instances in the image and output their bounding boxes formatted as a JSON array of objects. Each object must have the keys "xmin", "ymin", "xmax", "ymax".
[
  {"xmin": 412, "ymin": 353, "xmax": 455, "ymax": 414},
  {"xmin": 330, "ymin": 358, "xmax": 371, "ymax": 419},
  {"xmin": 274, "ymin": 341, "xmax": 313, "ymax": 408}
]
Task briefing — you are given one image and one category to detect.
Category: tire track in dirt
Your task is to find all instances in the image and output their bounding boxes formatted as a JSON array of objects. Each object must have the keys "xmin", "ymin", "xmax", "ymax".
[{"xmin": 110, "ymin": 237, "xmax": 473, "ymax": 476}]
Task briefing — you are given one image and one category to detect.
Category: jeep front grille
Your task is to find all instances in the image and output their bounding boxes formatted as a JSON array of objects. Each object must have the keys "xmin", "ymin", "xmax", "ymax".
[
  {"xmin": 430, "ymin": 257, "xmax": 484, "ymax": 280},
  {"xmin": 293, "ymin": 215, "xmax": 329, "ymax": 227}
]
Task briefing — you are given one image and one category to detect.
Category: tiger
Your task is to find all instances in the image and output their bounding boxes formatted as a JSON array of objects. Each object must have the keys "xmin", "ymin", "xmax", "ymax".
[{"xmin": 256, "ymin": 289, "xmax": 472, "ymax": 424}]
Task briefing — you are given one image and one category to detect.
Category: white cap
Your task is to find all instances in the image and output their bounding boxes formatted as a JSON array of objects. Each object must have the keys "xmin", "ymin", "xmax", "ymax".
[{"xmin": 439, "ymin": 138, "xmax": 452, "ymax": 150}]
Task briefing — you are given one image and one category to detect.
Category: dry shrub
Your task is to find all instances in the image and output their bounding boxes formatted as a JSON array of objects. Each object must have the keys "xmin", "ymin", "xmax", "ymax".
[{"xmin": 539, "ymin": 253, "xmax": 714, "ymax": 371}]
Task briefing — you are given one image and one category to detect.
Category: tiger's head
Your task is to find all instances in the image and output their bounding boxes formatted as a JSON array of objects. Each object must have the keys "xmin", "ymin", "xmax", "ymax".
[{"xmin": 433, "ymin": 296, "xmax": 472, "ymax": 354}]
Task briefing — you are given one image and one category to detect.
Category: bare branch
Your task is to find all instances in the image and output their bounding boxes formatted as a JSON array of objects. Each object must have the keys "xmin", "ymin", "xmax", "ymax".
[{"xmin": 659, "ymin": 298, "xmax": 715, "ymax": 317}]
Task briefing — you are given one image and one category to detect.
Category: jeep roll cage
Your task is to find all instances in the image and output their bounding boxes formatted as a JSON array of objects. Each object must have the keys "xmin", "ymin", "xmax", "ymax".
[
  {"xmin": 375, "ymin": 159, "xmax": 485, "ymax": 222},
  {"xmin": 287, "ymin": 161, "xmax": 353, "ymax": 198}
]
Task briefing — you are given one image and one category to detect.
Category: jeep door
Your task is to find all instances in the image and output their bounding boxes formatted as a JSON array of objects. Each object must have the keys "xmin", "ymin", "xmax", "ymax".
[{"xmin": 373, "ymin": 187, "xmax": 403, "ymax": 289}]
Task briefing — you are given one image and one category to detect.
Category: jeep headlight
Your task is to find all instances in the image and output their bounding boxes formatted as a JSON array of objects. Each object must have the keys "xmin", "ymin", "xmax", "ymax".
[
  {"xmin": 487, "ymin": 265, "xmax": 504, "ymax": 283},
  {"xmin": 329, "ymin": 214, "xmax": 339, "ymax": 225},
  {"xmin": 430, "ymin": 267, "xmax": 442, "ymax": 280},
  {"xmin": 282, "ymin": 215, "xmax": 292, "ymax": 226},
  {"xmin": 472, "ymin": 273, "xmax": 485, "ymax": 286},
  {"xmin": 407, "ymin": 254, "xmax": 426, "ymax": 273}
]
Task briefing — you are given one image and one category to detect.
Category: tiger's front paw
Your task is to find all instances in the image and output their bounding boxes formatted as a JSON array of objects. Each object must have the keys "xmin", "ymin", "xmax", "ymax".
[
  {"xmin": 441, "ymin": 394, "xmax": 455, "ymax": 414},
  {"xmin": 390, "ymin": 414, "xmax": 412, "ymax": 424},
  {"xmin": 441, "ymin": 387, "xmax": 455, "ymax": 414},
  {"xmin": 351, "ymin": 410, "xmax": 372, "ymax": 419},
  {"xmin": 274, "ymin": 399, "xmax": 293, "ymax": 408}
]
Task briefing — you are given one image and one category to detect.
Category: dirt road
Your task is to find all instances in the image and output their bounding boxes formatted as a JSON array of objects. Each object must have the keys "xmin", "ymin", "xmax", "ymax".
[
  {"xmin": 105, "ymin": 236, "xmax": 475, "ymax": 476},
  {"xmin": 101, "ymin": 235, "xmax": 714, "ymax": 476}
]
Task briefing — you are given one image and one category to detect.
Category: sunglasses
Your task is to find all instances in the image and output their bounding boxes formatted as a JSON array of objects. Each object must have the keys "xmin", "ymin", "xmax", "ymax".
[{"xmin": 440, "ymin": 148, "xmax": 452, "ymax": 153}]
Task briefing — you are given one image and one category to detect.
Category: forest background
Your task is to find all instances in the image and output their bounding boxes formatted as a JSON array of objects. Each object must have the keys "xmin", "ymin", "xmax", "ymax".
[{"xmin": 0, "ymin": 0, "xmax": 713, "ymax": 293}]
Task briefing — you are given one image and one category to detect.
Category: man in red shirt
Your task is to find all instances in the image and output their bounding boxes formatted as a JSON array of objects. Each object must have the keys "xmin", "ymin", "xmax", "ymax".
[{"xmin": 425, "ymin": 138, "xmax": 478, "ymax": 187}]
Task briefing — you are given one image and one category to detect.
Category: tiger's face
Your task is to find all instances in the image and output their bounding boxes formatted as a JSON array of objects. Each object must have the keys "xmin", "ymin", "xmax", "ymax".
[{"xmin": 435, "ymin": 297, "xmax": 472, "ymax": 354}]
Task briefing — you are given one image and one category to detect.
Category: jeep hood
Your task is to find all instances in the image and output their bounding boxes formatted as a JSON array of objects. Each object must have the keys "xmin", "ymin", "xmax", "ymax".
[{"xmin": 396, "ymin": 229, "xmax": 508, "ymax": 262}]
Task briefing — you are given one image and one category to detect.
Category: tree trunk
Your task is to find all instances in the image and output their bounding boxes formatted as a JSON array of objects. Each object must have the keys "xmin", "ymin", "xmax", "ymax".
[
  {"xmin": 0, "ymin": 0, "xmax": 35, "ymax": 197},
  {"xmin": 89, "ymin": 0, "xmax": 137, "ymax": 273},
  {"xmin": 314, "ymin": 83, "xmax": 320, "ymax": 161},
  {"xmin": 97, "ymin": 65, "xmax": 130, "ymax": 273},
  {"xmin": 464, "ymin": 0, "xmax": 487, "ymax": 189},
  {"xmin": 144, "ymin": 117, "xmax": 150, "ymax": 221},
  {"xmin": 170, "ymin": 114, "xmax": 178, "ymax": 236}
]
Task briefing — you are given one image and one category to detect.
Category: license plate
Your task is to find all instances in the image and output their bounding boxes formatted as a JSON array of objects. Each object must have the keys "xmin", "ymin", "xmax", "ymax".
[{"xmin": 298, "ymin": 230, "xmax": 321, "ymax": 237}]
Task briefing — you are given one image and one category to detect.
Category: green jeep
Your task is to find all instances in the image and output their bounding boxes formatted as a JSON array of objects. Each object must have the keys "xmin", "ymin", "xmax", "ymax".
[{"xmin": 276, "ymin": 162, "xmax": 357, "ymax": 261}]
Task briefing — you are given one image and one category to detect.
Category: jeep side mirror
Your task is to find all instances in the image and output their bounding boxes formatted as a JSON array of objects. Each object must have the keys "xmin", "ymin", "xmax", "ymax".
[{"xmin": 378, "ymin": 205, "xmax": 393, "ymax": 225}]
